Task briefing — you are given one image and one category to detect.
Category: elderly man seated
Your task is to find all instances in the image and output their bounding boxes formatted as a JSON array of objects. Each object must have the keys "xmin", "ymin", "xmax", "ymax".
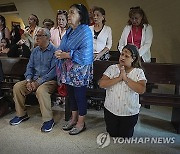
[{"xmin": 9, "ymin": 28, "xmax": 57, "ymax": 133}]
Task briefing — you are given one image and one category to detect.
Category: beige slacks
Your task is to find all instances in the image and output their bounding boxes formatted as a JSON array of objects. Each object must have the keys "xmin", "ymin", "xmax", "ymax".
[{"xmin": 13, "ymin": 80, "xmax": 57, "ymax": 122}]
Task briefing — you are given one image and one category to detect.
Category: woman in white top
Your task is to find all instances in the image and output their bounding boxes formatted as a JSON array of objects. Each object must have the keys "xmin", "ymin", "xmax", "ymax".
[
  {"xmin": 118, "ymin": 6, "xmax": 153, "ymax": 62},
  {"xmin": 89, "ymin": 7, "xmax": 112, "ymax": 61},
  {"xmin": 50, "ymin": 10, "xmax": 68, "ymax": 48},
  {"xmin": 99, "ymin": 44, "xmax": 146, "ymax": 137}
]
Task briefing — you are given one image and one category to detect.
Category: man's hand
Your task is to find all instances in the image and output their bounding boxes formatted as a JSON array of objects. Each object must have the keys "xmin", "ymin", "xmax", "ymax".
[
  {"xmin": 26, "ymin": 81, "xmax": 33, "ymax": 92},
  {"xmin": 26, "ymin": 81, "xmax": 39, "ymax": 92},
  {"xmin": 31, "ymin": 81, "xmax": 39, "ymax": 91}
]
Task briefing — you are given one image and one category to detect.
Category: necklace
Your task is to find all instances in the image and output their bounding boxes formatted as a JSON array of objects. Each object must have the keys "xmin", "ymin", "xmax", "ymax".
[{"xmin": 58, "ymin": 27, "xmax": 66, "ymax": 40}]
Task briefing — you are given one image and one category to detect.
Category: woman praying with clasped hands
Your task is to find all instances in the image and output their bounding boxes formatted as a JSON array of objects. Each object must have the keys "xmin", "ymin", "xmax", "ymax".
[{"xmin": 99, "ymin": 44, "xmax": 146, "ymax": 137}]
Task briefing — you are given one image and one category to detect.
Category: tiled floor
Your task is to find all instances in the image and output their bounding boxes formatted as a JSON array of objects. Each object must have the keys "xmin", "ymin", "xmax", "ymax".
[{"xmin": 0, "ymin": 105, "xmax": 179, "ymax": 154}]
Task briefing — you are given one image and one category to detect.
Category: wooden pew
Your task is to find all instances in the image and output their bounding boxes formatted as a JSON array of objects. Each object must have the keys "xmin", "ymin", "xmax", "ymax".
[
  {"xmin": 0, "ymin": 57, "xmax": 29, "ymax": 110},
  {"xmin": 109, "ymin": 50, "xmax": 157, "ymax": 63},
  {"xmin": 109, "ymin": 50, "xmax": 120, "ymax": 61},
  {"xmin": 86, "ymin": 60, "xmax": 117, "ymax": 110},
  {"xmin": 0, "ymin": 57, "xmax": 68, "ymax": 120},
  {"xmin": 66, "ymin": 60, "xmax": 180, "ymax": 133},
  {"xmin": 0, "ymin": 57, "xmax": 29, "ymax": 92},
  {"xmin": 140, "ymin": 63, "xmax": 180, "ymax": 106},
  {"xmin": 140, "ymin": 63, "xmax": 180, "ymax": 133}
]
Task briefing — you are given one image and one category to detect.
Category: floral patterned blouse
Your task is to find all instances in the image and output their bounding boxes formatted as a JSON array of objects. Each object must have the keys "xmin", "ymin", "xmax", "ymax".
[{"xmin": 56, "ymin": 24, "xmax": 93, "ymax": 87}]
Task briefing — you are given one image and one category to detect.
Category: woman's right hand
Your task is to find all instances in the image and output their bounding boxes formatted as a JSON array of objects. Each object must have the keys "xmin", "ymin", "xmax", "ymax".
[
  {"xmin": 119, "ymin": 65, "xmax": 128, "ymax": 82},
  {"xmin": 55, "ymin": 50, "xmax": 70, "ymax": 59},
  {"xmin": 54, "ymin": 50, "xmax": 63, "ymax": 59},
  {"xmin": 1, "ymin": 48, "xmax": 9, "ymax": 54}
]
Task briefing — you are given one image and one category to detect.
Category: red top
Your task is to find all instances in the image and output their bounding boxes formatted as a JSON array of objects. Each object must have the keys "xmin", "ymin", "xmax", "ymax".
[{"xmin": 127, "ymin": 26, "xmax": 142, "ymax": 49}]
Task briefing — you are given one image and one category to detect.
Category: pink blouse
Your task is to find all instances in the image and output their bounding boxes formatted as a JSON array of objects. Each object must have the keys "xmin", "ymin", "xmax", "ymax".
[
  {"xmin": 50, "ymin": 27, "xmax": 66, "ymax": 48},
  {"xmin": 127, "ymin": 26, "xmax": 142, "ymax": 49}
]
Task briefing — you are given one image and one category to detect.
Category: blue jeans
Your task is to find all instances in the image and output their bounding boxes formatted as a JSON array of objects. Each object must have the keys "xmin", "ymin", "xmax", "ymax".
[{"xmin": 67, "ymin": 85, "xmax": 87, "ymax": 116}]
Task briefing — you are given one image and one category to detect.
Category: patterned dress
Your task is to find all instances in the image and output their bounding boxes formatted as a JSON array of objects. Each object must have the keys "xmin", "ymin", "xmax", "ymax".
[{"xmin": 56, "ymin": 24, "xmax": 93, "ymax": 87}]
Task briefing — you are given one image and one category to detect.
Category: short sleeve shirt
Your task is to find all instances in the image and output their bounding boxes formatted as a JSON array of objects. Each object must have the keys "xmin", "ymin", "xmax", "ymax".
[{"xmin": 103, "ymin": 64, "xmax": 147, "ymax": 116}]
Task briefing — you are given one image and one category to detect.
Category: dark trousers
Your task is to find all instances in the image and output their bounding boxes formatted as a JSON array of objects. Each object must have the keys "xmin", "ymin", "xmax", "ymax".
[
  {"xmin": 67, "ymin": 85, "xmax": 87, "ymax": 116},
  {"xmin": 104, "ymin": 108, "xmax": 138, "ymax": 137}
]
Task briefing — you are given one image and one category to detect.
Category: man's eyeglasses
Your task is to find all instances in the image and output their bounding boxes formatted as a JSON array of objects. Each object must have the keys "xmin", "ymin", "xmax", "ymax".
[
  {"xmin": 35, "ymin": 34, "xmax": 47, "ymax": 38},
  {"xmin": 57, "ymin": 10, "xmax": 68, "ymax": 15}
]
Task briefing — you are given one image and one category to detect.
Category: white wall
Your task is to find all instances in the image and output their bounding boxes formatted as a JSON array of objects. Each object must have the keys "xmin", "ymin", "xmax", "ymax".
[
  {"xmin": 1, "ymin": 0, "xmax": 180, "ymax": 63},
  {"xmin": 0, "ymin": 0, "xmax": 55, "ymax": 27},
  {"xmin": 15, "ymin": 0, "xmax": 55, "ymax": 27}
]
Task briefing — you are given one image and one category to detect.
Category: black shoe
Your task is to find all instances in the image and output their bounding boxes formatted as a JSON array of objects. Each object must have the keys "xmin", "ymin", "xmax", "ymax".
[{"xmin": 69, "ymin": 123, "xmax": 86, "ymax": 135}]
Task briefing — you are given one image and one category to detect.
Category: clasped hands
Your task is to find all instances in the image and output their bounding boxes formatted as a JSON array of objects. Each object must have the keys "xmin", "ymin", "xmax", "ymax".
[
  {"xmin": 54, "ymin": 50, "xmax": 70, "ymax": 59},
  {"xmin": 118, "ymin": 65, "xmax": 129, "ymax": 83},
  {"xmin": 26, "ymin": 81, "xmax": 39, "ymax": 92}
]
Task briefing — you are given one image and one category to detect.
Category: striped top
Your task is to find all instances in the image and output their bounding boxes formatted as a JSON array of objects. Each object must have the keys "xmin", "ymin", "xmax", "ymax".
[
  {"xmin": 56, "ymin": 24, "xmax": 93, "ymax": 87},
  {"xmin": 58, "ymin": 24, "xmax": 93, "ymax": 65},
  {"xmin": 103, "ymin": 64, "xmax": 147, "ymax": 116}
]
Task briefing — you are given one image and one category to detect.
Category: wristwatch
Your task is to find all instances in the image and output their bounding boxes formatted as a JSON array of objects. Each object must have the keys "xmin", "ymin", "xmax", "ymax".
[{"xmin": 26, "ymin": 79, "xmax": 31, "ymax": 82}]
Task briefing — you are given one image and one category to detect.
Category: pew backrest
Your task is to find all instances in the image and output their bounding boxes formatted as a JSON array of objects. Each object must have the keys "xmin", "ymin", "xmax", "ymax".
[
  {"xmin": 93, "ymin": 60, "xmax": 118, "ymax": 83},
  {"xmin": 142, "ymin": 63, "xmax": 180, "ymax": 95},
  {"xmin": 0, "ymin": 57, "xmax": 29, "ymax": 79},
  {"xmin": 0, "ymin": 57, "xmax": 29, "ymax": 92}
]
